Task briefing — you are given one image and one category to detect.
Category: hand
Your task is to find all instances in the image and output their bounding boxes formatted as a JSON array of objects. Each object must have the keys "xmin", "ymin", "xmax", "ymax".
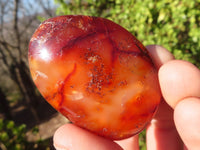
[{"xmin": 53, "ymin": 45, "xmax": 200, "ymax": 150}]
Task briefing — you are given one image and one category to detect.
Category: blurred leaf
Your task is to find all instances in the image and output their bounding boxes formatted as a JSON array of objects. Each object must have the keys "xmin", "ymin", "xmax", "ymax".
[
  {"xmin": 32, "ymin": 126, "xmax": 39, "ymax": 135},
  {"xmin": 0, "ymin": 132, "xmax": 9, "ymax": 142},
  {"xmin": 37, "ymin": 16, "xmax": 47, "ymax": 22},
  {"xmin": 6, "ymin": 120, "xmax": 15, "ymax": 129}
]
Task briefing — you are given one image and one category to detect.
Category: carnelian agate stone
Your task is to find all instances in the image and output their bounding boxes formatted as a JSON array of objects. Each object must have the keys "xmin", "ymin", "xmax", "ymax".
[{"xmin": 28, "ymin": 15, "xmax": 161, "ymax": 140}]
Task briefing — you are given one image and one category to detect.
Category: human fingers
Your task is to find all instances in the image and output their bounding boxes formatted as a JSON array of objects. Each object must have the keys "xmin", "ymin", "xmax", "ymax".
[
  {"xmin": 115, "ymin": 135, "xmax": 139, "ymax": 150},
  {"xmin": 159, "ymin": 60, "xmax": 200, "ymax": 108},
  {"xmin": 53, "ymin": 123, "xmax": 123, "ymax": 150},
  {"xmin": 159, "ymin": 60, "xmax": 200, "ymax": 149},
  {"xmin": 145, "ymin": 45, "xmax": 183, "ymax": 150},
  {"xmin": 146, "ymin": 45, "xmax": 175, "ymax": 68},
  {"xmin": 174, "ymin": 97, "xmax": 200, "ymax": 150}
]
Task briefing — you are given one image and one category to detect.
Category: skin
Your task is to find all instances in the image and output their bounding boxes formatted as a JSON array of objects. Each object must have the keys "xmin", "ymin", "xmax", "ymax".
[{"xmin": 53, "ymin": 45, "xmax": 200, "ymax": 150}]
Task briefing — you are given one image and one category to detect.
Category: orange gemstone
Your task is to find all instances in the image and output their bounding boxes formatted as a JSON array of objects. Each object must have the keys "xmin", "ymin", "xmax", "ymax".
[{"xmin": 28, "ymin": 15, "xmax": 161, "ymax": 140}]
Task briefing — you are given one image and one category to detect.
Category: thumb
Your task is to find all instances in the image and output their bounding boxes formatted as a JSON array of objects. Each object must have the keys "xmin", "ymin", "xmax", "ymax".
[{"xmin": 53, "ymin": 124, "xmax": 123, "ymax": 150}]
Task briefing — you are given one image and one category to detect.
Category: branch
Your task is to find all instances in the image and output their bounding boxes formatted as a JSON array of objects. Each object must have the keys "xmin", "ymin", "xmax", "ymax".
[
  {"xmin": 0, "ymin": 41, "xmax": 17, "ymax": 65},
  {"xmin": 0, "ymin": 48, "xmax": 9, "ymax": 67},
  {"xmin": 19, "ymin": 15, "xmax": 36, "ymax": 37},
  {"xmin": 39, "ymin": 0, "xmax": 54, "ymax": 17},
  {"xmin": 13, "ymin": 0, "xmax": 22, "ymax": 61},
  {"xmin": 0, "ymin": 0, "xmax": 10, "ymax": 43},
  {"xmin": 0, "ymin": 142, "xmax": 7, "ymax": 150},
  {"xmin": 0, "ymin": 40, "xmax": 17, "ymax": 49}
]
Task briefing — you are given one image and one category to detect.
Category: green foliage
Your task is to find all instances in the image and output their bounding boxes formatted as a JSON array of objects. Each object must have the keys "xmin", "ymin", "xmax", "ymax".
[
  {"xmin": 0, "ymin": 119, "xmax": 27, "ymax": 150},
  {"xmin": 0, "ymin": 119, "xmax": 51, "ymax": 150},
  {"xmin": 55, "ymin": 0, "xmax": 200, "ymax": 68},
  {"xmin": 37, "ymin": 16, "xmax": 47, "ymax": 23},
  {"xmin": 139, "ymin": 130, "xmax": 146, "ymax": 150},
  {"xmin": 54, "ymin": 0, "xmax": 116, "ymax": 17}
]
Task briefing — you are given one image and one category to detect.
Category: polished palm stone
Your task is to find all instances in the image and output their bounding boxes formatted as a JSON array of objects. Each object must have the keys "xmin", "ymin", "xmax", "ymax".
[{"xmin": 28, "ymin": 15, "xmax": 161, "ymax": 140}]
